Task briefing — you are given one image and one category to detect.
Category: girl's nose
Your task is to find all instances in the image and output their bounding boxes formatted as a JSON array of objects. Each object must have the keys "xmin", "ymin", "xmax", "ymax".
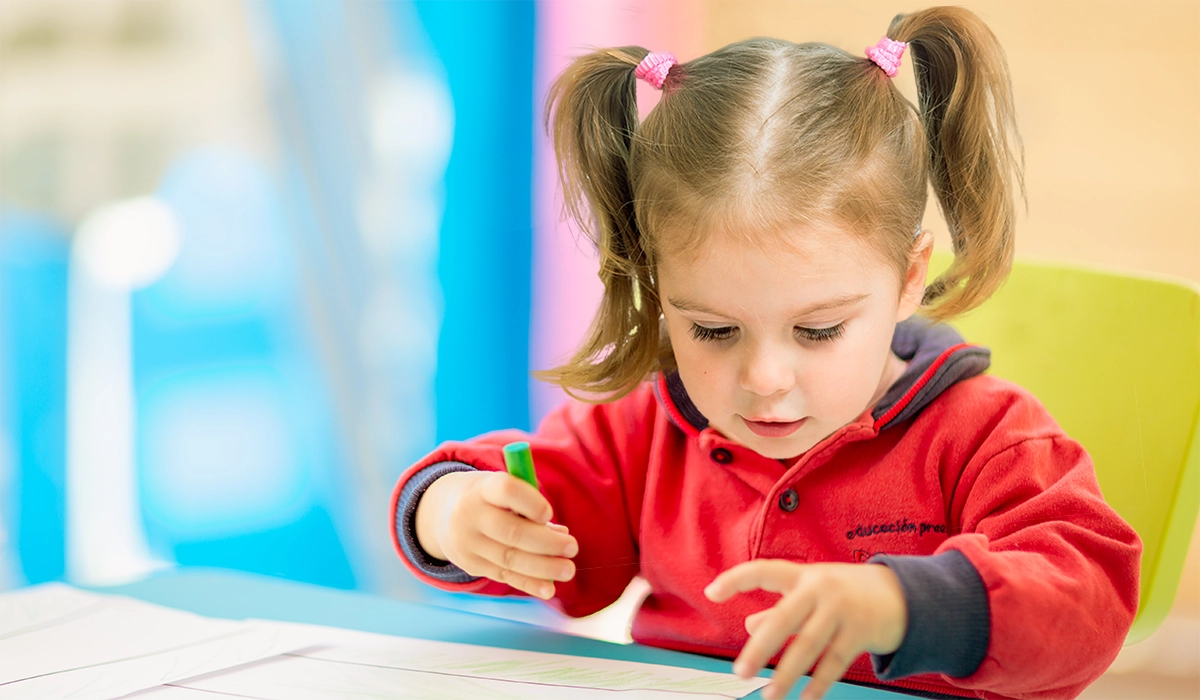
[{"xmin": 739, "ymin": 342, "xmax": 796, "ymax": 397}]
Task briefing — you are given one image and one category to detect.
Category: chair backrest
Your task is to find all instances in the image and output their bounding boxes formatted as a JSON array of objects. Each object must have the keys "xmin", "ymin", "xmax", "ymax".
[{"xmin": 932, "ymin": 255, "xmax": 1200, "ymax": 644}]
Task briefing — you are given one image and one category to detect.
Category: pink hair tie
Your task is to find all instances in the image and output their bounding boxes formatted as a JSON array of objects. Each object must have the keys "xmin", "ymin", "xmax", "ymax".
[
  {"xmin": 866, "ymin": 36, "xmax": 907, "ymax": 77},
  {"xmin": 635, "ymin": 51, "xmax": 676, "ymax": 90}
]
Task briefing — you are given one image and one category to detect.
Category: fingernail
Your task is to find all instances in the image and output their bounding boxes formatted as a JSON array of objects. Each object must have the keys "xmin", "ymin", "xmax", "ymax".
[
  {"xmin": 564, "ymin": 542, "xmax": 578, "ymax": 558},
  {"xmin": 540, "ymin": 584, "xmax": 554, "ymax": 599}
]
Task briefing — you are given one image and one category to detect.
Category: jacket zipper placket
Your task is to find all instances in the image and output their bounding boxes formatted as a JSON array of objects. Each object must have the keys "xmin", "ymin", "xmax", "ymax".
[{"xmin": 747, "ymin": 420, "xmax": 877, "ymax": 558}]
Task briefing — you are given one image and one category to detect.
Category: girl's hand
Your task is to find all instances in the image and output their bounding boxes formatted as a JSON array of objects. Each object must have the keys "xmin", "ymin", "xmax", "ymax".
[
  {"xmin": 415, "ymin": 471, "xmax": 578, "ymax": 600},
  {"xmin": 704, "ymin": 560, "xmax": 907, "ymax": 700}
]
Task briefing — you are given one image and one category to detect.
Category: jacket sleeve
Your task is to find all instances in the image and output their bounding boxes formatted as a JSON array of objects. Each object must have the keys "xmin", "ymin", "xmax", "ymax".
[
  {"xmin": 389, "ymin": 384, "xmax": 659, "ymax": 618},
  {"xmin": 930, "ymin": 386, "xmax": 1142, "ymax": 699}
]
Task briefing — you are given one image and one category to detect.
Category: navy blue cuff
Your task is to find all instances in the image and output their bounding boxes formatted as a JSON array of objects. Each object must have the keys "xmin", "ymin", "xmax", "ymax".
[
  {"xmin": 396, "ymin": 462, "xmax": 479, "ymax": 584},
  {"xmin": 868, "ymin": 550, "xmax": 990, "ymax": 680}
]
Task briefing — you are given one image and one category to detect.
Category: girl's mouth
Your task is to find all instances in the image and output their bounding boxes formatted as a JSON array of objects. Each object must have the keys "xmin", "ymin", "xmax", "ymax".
[{"xmin": 741, "ymin": 417, "xmax": 807, "ymax": 438}]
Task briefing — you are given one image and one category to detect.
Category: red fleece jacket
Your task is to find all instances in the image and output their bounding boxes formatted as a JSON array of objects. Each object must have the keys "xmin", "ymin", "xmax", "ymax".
[{"xmin": 391, "ymin": 362, "xmax": 1140, "ymax": 699}]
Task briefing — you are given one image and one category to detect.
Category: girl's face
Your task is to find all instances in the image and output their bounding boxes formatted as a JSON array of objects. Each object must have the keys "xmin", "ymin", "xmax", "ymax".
[{"xmin": 657, "ymin": 224, "xmax": 930, "ymax": 460}]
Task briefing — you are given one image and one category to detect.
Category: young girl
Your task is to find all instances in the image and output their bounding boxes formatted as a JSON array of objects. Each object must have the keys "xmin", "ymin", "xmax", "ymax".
[{"xmin": 390, "ymin": 7, "xmax": 1141, "ymax": 699}]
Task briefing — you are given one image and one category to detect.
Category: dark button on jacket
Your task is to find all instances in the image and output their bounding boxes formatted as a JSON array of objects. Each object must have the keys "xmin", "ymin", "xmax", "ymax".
[{"xmin": 710, "ymin": 448, "xmax": 733, "ymax": 464}]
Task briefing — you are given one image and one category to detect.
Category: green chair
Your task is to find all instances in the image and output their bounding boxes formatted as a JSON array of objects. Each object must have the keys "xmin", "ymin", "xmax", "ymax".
[{"xmin": 931, "ymin": 254, "xmax": 1200, "ymax": 644}]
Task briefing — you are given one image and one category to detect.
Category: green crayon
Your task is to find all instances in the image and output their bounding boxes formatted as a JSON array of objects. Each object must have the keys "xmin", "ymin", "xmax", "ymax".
[{"xmin": 503, "ymin": 441, "xmax": 539, "ymax": 490}]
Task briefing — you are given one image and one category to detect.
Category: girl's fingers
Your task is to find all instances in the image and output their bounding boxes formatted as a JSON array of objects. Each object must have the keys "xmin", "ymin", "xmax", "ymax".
[
  {"xmin": 547, "ymin": 522, "xmax": 570, "ymax": 534},
  {"xmin": 800, "ymin": 634, "xmax": 858, "ymax": 700},
  {"xmin": 744, "ymin": 609, "xmax": 770, "ymax": 634},
  {"xmin": 478, "ymin": 506, "xmax": 578, "ymax": 558},
  {"xmin": 705, "ymin": 559, "xmax": 802, "ymax": 602},
  {"xmin": 764, "ymin": 610, "xmax": 839, "ymax": 700},
  {"xmin": 457, "ymin": 550, "xmax": 557, "ymax": 600},
  {"xmin": 479, "ymin": 471, "xmax": 554, "ymax": 524},
  {"xmin": 733, "ymin": 587, "xmax": 816, "ymax": 678},
  {"xmin": 473, "ymin": 533, "xmax": 576, "ymax": 584}
]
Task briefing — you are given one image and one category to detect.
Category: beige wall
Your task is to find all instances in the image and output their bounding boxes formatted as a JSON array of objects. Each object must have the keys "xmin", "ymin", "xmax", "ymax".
[{"xmin": 704, "ymin": 0, "xmax": 1200, "ymax": 284}]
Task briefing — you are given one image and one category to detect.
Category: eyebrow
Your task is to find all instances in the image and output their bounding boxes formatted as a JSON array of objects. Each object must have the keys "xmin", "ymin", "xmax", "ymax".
[{"xmin": 666, "ymin": 292, "xmax": 872, "ymax": 319}]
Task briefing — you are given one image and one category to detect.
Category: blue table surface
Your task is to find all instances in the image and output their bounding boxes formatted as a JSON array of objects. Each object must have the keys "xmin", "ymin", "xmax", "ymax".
[{"xmin": 92, "ymin": 568, "xmax": 904, "ymax": 700}]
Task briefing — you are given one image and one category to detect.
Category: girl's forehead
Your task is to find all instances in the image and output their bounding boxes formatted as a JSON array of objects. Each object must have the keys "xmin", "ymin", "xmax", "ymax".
[
  {"xmin": 656, "ymin": 219, "xmax": 885, "ymax": 273},
  {"xmin": 655, "ymin": 225, "xmax": 903, "ymax": 316},
  {"xmin": 656, "ymin": 230, "xmax": 901, "ymax": 321}
]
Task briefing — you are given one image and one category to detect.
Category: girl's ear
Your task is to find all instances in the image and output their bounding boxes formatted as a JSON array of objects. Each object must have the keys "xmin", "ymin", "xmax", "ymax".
[{"xmin": 896, "ymin": 231, "xmax": 934, "ymax": 321}]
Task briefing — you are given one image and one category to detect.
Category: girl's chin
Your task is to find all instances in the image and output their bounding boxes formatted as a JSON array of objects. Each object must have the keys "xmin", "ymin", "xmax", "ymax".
[
  {"xmin": 750, "ymin": 441, "xmax": 812, "ymax": 461},
  {"xmin": 733, "ymin": 429, "xmax": 820, "ymax": 461},
  {"xmin": 708, "ymin": 417, "xmax": 828, "ymax": 460}
]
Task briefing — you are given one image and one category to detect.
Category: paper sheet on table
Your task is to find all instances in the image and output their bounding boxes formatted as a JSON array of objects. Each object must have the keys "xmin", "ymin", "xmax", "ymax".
[
  {"xmin": 129, "ymin": 620, "xmax": 771, "ymax": 700},
  {"xmin": 0, "ymin": 584, "xmax": 321, "ymax": 700}
]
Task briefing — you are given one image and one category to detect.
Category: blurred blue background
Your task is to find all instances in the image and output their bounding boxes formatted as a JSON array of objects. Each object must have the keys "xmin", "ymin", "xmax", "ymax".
[
  {"xmin": 0, "ymin": 0, "xmax": 536, "ymax": 598},
  {"xmin": 2, "ymin": 4, "xmax": 1196, "ymax": 662},
  {"xmin": 3, "ymin": 2, "xmax": 1198, "ymax": 693}
]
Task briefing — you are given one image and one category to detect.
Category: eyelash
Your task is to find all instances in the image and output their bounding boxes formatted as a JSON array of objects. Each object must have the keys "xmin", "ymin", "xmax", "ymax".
[
  {"xmin": 799, "ymin": 324, "xmax": 846, "ymax": 342},
  {"xmin": 688, "ymin": 323, "xmax": 846, "ymax": 343},
  {"xmin": 689, "ymin": 325, "xmax": 737, "ymax": 342}
]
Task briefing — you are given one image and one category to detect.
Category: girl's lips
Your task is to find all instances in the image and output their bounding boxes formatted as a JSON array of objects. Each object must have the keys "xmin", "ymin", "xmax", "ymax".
[{"xmin": 742, "ymin": 417, "xmax": 807, "ymax": 438}]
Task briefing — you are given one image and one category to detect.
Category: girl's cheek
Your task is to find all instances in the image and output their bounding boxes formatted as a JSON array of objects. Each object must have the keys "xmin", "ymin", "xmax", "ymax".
[{"xmin": 802, "ymin": 349, "xmax": 865, "ymax": 400}]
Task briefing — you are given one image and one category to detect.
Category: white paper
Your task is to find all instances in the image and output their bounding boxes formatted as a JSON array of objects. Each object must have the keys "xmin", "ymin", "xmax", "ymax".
[
  {"xmin": 131, "ymin": 621, "xmax": 770, "ymax": 700},
  {"xmin": 0, "ymin": 583, "xmax": 102, "ymax": 639},
  {"xmin": 2, "ymin": 584, "xmax": 768, "ymax": 700},
  {"xmin": 0, "ymin": 584, "xmax": 320, "ymax": 700}
]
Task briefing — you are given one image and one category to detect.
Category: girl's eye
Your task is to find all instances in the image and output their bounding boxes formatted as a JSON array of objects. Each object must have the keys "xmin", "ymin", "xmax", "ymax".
[
  {"xmin": 689, "ymin": 324, "xmax": 737, "ymax": 342},
  {"xmin": 796, "ymin": 323, "xmax": 846, "ymax": 342}
]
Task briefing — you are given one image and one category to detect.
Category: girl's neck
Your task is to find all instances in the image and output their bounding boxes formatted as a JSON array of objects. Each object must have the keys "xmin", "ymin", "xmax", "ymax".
[{"xmin": 870, "ymin": 351, "xmax": 909, "ymax": 409}]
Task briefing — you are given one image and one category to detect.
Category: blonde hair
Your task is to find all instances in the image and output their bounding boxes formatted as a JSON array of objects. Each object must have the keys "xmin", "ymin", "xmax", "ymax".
[{"xmin": 538, "ymin": 6, "xmax": 1024, "ymax": 401}]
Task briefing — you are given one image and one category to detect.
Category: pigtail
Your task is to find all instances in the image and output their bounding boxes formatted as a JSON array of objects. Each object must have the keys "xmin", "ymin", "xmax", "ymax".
[
  {"xmin": 534, "ymin": 47, "xmax": 665, "ymax": 401},
  {"xmin": 889, "ymin": 7, "xmax": 1025, "ymax": 319}
]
